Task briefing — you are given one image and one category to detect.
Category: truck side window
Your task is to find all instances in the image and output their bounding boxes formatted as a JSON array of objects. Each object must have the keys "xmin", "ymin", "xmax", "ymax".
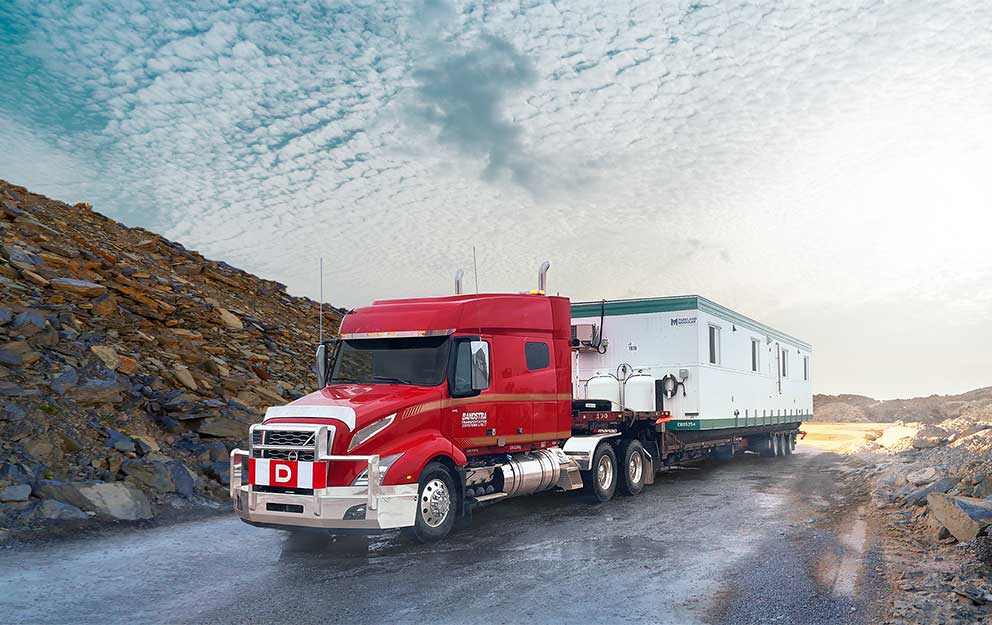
[
  {"xmin": 451, "ymin": 341, "xmax": 473, "ymax": 395},
  {"xmin": 525, "ymin": 342, "xmax": 550, "ymax": 370}
]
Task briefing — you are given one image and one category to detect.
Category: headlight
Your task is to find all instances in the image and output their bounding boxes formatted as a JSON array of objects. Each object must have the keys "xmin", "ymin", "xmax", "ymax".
[
  {"xmin": 352, "ymin": 453, "xmax": 403, "ymax": 486},
  {"xmin": 347, "ymin": 413, "xmax": 396, "ymax": 451}
]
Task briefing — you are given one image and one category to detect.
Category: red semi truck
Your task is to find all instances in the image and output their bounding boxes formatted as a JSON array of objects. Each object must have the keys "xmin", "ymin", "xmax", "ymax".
[{"xmin": 230, "ymin": 274, "xmax": 804, "ymax": 541}]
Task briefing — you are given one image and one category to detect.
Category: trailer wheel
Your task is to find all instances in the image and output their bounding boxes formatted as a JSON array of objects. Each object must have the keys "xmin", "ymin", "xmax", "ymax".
[
  {"xmin": 582, "ymin": 442, "xmax": 618, "ymax": 502},
  {"xmin": 407, "ymin": 461, "xmax": 456, "ymax": 543},
  {"xmin": 783, "ymin": 433, "xmax": 793, "ymax": 456},
  {"xmin": 617, "ymin": 439, "xmax": 646, "ymax": 496},
  {"xmin": 757, "ymin": 435, "xmax": 775, "ymax": 458},
  {"xmin": 790, "ymin": 433, "xmax": 797, "ymax": 452},
  {"xmin": 773, "ymin": 433, "xmax": 783, "ymax": 457}
]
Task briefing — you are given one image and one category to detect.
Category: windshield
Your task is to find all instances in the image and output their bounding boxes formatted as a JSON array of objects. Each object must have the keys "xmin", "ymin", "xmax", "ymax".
[{"xmin": 330, "ymin": 336, "xmax": 450, "ymax": 386}]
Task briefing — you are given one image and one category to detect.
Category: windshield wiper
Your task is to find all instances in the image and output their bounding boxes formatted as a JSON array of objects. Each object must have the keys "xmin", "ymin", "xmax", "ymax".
[
  {"xmin": 330, "ymin": 376, "xmax": 365, "ymax": 384},
  {"xmin": 373, "ymin": 376, "xmax": 416, "ymax": 385}
]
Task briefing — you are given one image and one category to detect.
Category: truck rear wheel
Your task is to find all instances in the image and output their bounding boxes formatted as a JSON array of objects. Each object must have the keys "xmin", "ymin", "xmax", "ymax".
[
  {"xmin": 408, "ymin": 461, "xmax": 456, "ymax": 543},
  {"xmin": 757, "ymin": 434, "xmax": 775, "ymax": 458},
  {"xmin": 582, "ymin": 442, "xmax": 617, "ymax": 502},
  {"xmin": 617, "ymin": 439, "xmax": 646, "ymax": 496}
]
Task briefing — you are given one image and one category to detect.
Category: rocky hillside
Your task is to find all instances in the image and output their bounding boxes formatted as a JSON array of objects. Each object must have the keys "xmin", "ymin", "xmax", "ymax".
[
  {"xmin": 844, "ymin": 412, "xmax": 992, "ymax": 623},
  {"xmin": 815, "ymin": 387, "xmax": 992, "ymax": 423},
  {"xmin": 0, "ymin": 180, "xmax": 342, "ymax": 539}
]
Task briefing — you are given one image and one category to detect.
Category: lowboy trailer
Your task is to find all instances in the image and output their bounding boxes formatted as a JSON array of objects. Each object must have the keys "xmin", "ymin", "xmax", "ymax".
[{"xmin": 230, "ymin": 265, "xmax": 812, "ymax": 541}]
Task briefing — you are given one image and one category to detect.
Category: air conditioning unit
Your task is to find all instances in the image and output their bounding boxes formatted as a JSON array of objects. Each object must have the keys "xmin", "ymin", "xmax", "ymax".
[{"xmin": 570, "ymin": 324, "xmax": 604, "ymax": 351}]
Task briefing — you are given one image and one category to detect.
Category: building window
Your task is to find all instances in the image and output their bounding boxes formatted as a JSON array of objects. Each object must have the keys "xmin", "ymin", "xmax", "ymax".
[
  {"xmin": 751, "ymin": 339, "xmax": 760, "ymax": 372},
  {"xmin": 781, "ymin": 349, "xmax": 788, "ymax": 377},
  {"xmin": 708, "ymin": 325, "xmax": 721, "ymax": 365},
  {"xmin": 803, "ymin": 355, "xmax": 809, "ymax": 381},
  {"xmin": 525, "ymin": 342, "xmax": 550, "ymax": 371}
]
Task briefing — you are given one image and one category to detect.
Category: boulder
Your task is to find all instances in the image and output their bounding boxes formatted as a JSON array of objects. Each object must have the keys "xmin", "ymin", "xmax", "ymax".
[
  {"xmin": 905, "ymin": 477, "xmax": 958, "ymax": 507},
  {"xmin": 35, "ymin": 499, "xmax": 89, "ymax": 521},
  {"xmin": 0, "ymin": 340, "xmax": 41, "ymax": 367},
  {"xmin": 33, "ymin": 480, "xmax": 152, "ymax": 520},
  {"xmin": 70, "ymin": 379, "xmax": 123, "ymax": 405},
  {"xmin": 116, "ymin": 355, "xmax": 139, "ymax": 375},
  {"xmin": 194, "ymin": 415, "xmax": 245, "ymax": 438},
  {"xmin": 0, "ymin": 305, "xmax": 12, "ymax": 325},
  {"xmin": 121, "ymin": 458, "xmax": 194, "ymax": 498},
  {"xmin": 11, "ymin": 311, "xmax": 46, "ymax": 337},
  {"xmin": 173, "ymin": 365, "xmax": 197, "ymax": 391},
  {"xmin": 103, "ymin": 430, "xmax": 136, "ymax": 453},
  {"xmin": 216, "ymin": 307, "xmax": 244, "ymax": 330},
  {"xmin": 927, "ymin": 493, "xmax": 992, "ymax": 542},
  {"xmin": 49, "ymin": 278, "xmax": 107, "ymax": 297},
  {"xmin": 0, "ymin": 483, "xmax": 32, "ymax": 502},
  {"xmin": 50, "ymin": 366, "xmax": 78, "ymax": 395},
  {"xmin": 90, "ymin": 345, "xmax": 120, "ymax": 371},
  {"xmin": 906, "ymin": 467, "xmax": 938, "ymax": 486}
]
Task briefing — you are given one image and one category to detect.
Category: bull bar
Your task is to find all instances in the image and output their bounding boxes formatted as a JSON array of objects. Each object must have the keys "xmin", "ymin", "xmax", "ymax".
[{"xmin": 229, "ymin": 448, "xmax": 418, "ymax": 531}]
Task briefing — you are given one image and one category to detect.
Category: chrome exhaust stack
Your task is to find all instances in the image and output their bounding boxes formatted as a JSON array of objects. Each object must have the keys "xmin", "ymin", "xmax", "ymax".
[
  {"xmin": 455, "ymin": 269, "xmax": 464, "ymax": 295},
  {"xmin": 538, "ymin": 260, "xmax": 550, "ymax": 293}
]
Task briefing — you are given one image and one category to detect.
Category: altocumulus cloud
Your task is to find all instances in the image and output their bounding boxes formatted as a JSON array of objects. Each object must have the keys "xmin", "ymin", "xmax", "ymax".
[
  {"xmin": 2, "ymin": 0, "xmax": 992, "ymax": 397},
  {"xmin": 409, "ymin": 35, "xmax": 539, "ymax": 188}
]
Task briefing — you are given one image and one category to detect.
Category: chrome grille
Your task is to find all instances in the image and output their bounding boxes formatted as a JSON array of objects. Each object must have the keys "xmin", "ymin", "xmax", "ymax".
[
  {"xmin": 252, "ymin": 430, "xmax": 315, "ymax": 447},
  {"xmin": 250, "ymin": 425, "xmax": 325, "ymax": 463},
  {"xmin": 256, "ymin": 448, "xmax": 316, "ymax": 461}
]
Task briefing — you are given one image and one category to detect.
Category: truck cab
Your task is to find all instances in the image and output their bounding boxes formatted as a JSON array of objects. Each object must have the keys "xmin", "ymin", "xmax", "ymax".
[{"xmin": 230, "ymin": 292, "xmax": 582, "ymax": 541}]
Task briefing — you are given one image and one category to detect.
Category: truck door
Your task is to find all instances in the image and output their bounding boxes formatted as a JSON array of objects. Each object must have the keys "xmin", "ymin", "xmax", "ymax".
[{"xmin": 445, "ymin": 335, "xmax": 533, "ymax": 453}]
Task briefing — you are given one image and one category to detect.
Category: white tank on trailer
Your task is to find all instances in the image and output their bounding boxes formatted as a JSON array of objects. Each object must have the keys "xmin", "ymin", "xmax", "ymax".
[
  {"xmin": 586, "ymin": 374, "xmax": 621, "ymax": 409},
  {"xmin": 623, "ymin": 375, "xmax": 656, "ymax": 412}
]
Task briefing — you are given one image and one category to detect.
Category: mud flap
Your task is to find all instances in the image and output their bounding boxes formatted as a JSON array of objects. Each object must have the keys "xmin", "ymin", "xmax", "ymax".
[{"xmin": 644, "ymin": 450, "xmax": 655, "ymax": 485}]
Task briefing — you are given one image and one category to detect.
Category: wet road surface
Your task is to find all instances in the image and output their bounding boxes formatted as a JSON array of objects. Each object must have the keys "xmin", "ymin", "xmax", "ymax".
[{"xmin": 0, "ymin": 446, "xmax": 885, "ymax": 625}]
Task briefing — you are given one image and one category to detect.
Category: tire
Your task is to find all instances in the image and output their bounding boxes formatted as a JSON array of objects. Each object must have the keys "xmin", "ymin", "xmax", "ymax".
[
  {"xmin": 773, "ymin": 433, "xmax": 783, "ymax": 457},
  {"xmin": 783, "ymin": 433, "xmax": 793, "ymax": 456},
  {"xmin": 408, "ymin": 461, "xmax": 457, "ymax": 543},
  {"xmin": 757, "ymin": 435, "xmax": 775, "ymax": 458},
  {"xmin": 617, "ymin": 439, "xmax": 646, "ymax": 496},
  {"xmin": 791, "ymin": 433, "xmax": 797, "ymax": 452},
  {"xmin": 582, "ymin": 442, "xmax": 618, "ymax": 502}
]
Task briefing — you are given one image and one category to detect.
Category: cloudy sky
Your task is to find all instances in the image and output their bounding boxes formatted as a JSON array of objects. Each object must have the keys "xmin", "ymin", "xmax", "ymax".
[{"xmin": 2, "ymin": 1, "xmax": 990, "ymax": 399}]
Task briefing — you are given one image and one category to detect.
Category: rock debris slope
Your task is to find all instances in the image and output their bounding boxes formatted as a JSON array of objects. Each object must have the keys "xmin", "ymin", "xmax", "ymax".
[{"xmin": 0, "ymin": 180, "xmax": 342, "ymax": 538}]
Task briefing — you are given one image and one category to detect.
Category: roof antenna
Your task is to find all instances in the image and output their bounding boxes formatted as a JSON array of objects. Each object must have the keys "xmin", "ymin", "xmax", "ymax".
[
  {"xmin": 318, "ymin": 257, "xmax": 324, "ymax": 344},
  {"xmin": 472, "ymin": 246, "xmax": 479, "ymax": 293}
]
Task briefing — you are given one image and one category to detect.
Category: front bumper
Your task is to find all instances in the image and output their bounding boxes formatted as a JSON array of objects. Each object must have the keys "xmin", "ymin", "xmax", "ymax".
[{"xmin": 230, "ymin": 450, "xmax": 418, "ymax": 531}]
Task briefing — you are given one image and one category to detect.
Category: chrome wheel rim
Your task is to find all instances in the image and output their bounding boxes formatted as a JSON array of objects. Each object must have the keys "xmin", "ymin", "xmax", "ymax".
[
  {"xmin": 421, "ymin": 478, "xmax": 451, "ymax": 528},
  {"xmin": 597, "ymin": 455, "xmax": 614, "ymax": 491},
  {"xmin": 628, "ymin": 451, "xmax": 643, "ymax": 485}
]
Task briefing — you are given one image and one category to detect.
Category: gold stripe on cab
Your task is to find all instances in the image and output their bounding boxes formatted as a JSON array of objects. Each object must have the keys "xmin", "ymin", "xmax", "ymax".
[
  {"xmin": 399, "ymin": 393, "xmax": 570, "ymax": 419},
  {"xmin": 458, "ymin": 430, "xmax": 572, "ymax": 446}
]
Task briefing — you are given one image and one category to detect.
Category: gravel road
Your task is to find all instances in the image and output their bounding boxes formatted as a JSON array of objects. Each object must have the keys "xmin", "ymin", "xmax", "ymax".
[{"xmin": 0, "ymin": 445, "xmax": 886, "ymax": 625}]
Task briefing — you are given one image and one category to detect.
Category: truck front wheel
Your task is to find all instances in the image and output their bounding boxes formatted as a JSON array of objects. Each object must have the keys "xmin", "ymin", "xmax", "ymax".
[
  {"xmin": 617, "ymin": 439, "xmax": 646, "ymax": 496},
  {"xmin": 582, "ymin": 442, "xmax": 618, "ymax": 502},
  {"xmin": 408, "ymin": 461, "xmax": 456, "ymax": 543}
]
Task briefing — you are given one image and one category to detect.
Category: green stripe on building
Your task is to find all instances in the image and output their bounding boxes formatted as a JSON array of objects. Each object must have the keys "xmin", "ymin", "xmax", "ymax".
[
  {"xmin": 570, "ymin": 295, "xmax": 811, "ymax": 350},
  {"xmin": 666, "ymin": 413, "xmax": 813, "ymax": 430}
]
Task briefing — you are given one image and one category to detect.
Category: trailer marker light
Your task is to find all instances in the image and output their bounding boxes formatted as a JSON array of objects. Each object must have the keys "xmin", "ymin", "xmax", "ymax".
[{"xmin": 405, "ymin": 474, "xmax": 413, "ymax": 480}]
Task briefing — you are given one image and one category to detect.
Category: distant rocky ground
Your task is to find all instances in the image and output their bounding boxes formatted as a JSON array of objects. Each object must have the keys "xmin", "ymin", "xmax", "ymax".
[
  {"xmin": 834, "ymin": 405, "xmax": 992, "ymax": 623},
  {"xmin": 815, "ymin": 387, "xmax": 992, "ymax": 423},
  {"xmin": 0, "ymin": 180, "xmax": 343, "ymax": 542}
]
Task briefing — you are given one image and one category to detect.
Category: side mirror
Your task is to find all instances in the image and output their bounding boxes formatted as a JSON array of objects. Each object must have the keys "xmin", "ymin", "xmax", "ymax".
[
  {"xmin": 315, "ymin": 344, "xmax": 329, "ymax": 388},
  {"xmin": 469, "ymin": 340, "xmax": 490, "ymax": 391}
]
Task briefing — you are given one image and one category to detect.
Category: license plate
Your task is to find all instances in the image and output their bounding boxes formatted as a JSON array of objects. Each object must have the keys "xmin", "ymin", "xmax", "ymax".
[{"xmin": 248, "ymin": 458, "xmax": 328, "ymax": 489}]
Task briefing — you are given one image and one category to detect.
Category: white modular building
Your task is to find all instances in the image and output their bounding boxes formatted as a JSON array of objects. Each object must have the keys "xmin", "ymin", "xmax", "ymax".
[{"xmin": 571, "ymin": 296, "xmax": 812, "ymax": 433}]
